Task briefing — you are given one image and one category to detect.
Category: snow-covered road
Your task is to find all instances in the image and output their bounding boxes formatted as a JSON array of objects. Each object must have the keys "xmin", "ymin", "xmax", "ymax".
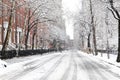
[{"xmin": 0, "ymin": 50, "xmax": 120, "ymax": 80}]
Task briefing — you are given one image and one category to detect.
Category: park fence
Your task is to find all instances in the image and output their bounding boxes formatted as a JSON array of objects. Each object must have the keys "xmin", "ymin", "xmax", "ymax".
[{"xmin": 0, "ymin": 49, "xmax": 58, "ymax": 59}]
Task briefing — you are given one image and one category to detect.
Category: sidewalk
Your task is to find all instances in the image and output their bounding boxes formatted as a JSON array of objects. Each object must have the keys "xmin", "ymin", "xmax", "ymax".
[
  {"xmin": 95, "ymin": 53, "xmax": 120, "ymax": 68},
  {"xmin": 78, "ymin": 51, "xmax": 120, "ymax": 76}
]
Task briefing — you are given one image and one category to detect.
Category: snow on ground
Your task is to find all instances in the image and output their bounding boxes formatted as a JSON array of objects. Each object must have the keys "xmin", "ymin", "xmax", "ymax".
[
  {"xmin": 4, "ymin": 52, "xmax": 58, "ymax": 65},
  {"xmin": 0, "ymin": 52, "xmax": 62, "ymax": 77},
  {"xmin": 96, "ymin": 52, "xmax": 120, "ymax": 76},
  {"xmin": 77, "ymin": 51, "xmax": 120, "ymax": 76},
  {"xmin": 96, "ymin": 52, "xmax": 120, "ymax": 67},
  {"xmin": 17, "ymin": 51, "xmax": 70, "ymax": 80},
  {"xmin": 0, "ymin": 51, "xmax": 71, "ymax": 80},
  {"xmin": 0, "ymin": 50, "xmax": 120, "ymax": 80}
]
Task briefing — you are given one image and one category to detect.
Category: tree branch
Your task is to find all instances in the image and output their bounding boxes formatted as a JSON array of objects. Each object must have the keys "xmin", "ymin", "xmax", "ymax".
[
  {"xmin": 28, "ymin": 19, "xmax": 39, "ymax": 29},
  {"xmin": 28, "ymin": 1, "xmax": 49, "ymax": 20},
  {"xmin": 29, "ymin": 19, "xmax": 56, "ymax": 31},
  {"xmin": 111, "ymin": 6, "xmax": 120, "ymax": 19},
  {"xmin": 107, "ymin": 7, "xmax": 119, "ymax": 20}
]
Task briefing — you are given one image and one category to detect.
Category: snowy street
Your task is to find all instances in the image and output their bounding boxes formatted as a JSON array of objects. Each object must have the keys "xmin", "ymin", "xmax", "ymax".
[
  {"xmin": 1, "ymin": 0, "xmax": 120, "ymax": 80},
  {"xmin": 0, "ymin": 51, "xmax": 120, "ymax": 80}
]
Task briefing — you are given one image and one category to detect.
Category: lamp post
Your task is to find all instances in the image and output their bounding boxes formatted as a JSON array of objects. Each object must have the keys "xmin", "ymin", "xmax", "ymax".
[
  {"xmin": 16, "ymin": 27, "xmax": 22, "ymax": 56},
  {"xmin": 3, "ymin": 21, "xmax": 8, "ymax": 40}
]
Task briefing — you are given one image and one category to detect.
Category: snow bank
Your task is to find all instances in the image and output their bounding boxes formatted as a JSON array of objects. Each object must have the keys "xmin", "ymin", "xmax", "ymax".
[
  {"xmin": 0, "ymin": 58, "xmax": 38, "ymax": 77},
  {"xmin": 77, "ymin": 51, "xmax": 120, "ymax": 76},
  {"xmin": 0, "ymin": 51, "xmax": 63, "ymax": 77}
]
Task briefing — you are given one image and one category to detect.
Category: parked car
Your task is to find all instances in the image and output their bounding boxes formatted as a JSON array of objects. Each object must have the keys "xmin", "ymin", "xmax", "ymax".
[{"xmin": 0, "ymin": 59, "xmax": 7, "ymax": 68}]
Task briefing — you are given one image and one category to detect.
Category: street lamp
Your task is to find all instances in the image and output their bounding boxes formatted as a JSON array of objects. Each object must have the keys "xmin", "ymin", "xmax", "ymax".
[
  {"xmin": 3, "ymin": 21, "xmax": 8, "ymax": 28},
  {"xmin": 3, "ymin": 21, "xmax": 8, "ymax": 40},
  {"xmin": 16, "ymin": 27, "xmax": 22, "ymax": 56}
]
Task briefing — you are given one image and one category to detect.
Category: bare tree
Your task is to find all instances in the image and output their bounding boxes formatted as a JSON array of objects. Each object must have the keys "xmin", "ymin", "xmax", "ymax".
[
  {"xmin": 1, "ymin": 0, "xmax": 15, "ymax": 58},
  {"xmin": 32, "ymin": 22, "xmax": 38, "ymax": 50},
  {"xmin": 24, "ymin": 0, "xmax": 64, "ymax": 50},
  {"xmin": 107, "ymin": 0, "xmax": 120, "ymax": 62},
  {"xmin": 89, "ymin": 0, "xmax": 98, "ymax": 55}
]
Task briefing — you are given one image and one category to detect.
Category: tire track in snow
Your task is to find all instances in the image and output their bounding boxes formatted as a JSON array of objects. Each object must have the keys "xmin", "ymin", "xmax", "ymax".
[
  {"xmin": 83, "ymin": 59, "xmax": 107, "ymax": 80},
  {"xmin": 60, "ymin": 53, "xmax": 73, "ymax": 80},
  {"xmin": 76, "ymin": 53, "xmax": 90, "ymax": 80},
  {"xmin": 72, "ymin": 54, "xmax": 77, "ymax": 80},
  {"xmin": 77, "ymin": 53, "xmax": 108, "ymax": 80},
  {"xmin": 77, "ymin": 52, "xmax": 120, "ymax": 80},
  {"xmin": 84, "ymin": 55, "xmax": 120, "ymax": 80},
  {"xmin": 87, "ymin": 57, "xmax": 120, "ymax": 80},
  {"xmin": 4, "ymin": 55, "xmax": 60, "ymax": 80},
  {"xmin": 39, "ymin": 54, "xmax": 65, "ymax": 80}
]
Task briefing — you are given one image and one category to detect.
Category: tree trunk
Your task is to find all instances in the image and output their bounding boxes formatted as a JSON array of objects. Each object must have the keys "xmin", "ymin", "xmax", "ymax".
[
  {"xmin": 1, "ymin": 0, "xmax": 4, "ymax": 45},
  {"xmin": 25, "ymin": 29, "xmax": 30, "ymax": 50},
  {"xmin": 117, "ymin": 20, "xmax": 120, "ymax": 62},
  {"xmin": 15, "ymin": 14, "xmax": 18, "ymax": 48},
  {"xmin": 106, "ymin": 39, "xmax": 110, "ymax": 59},
  {"xmin": 87, "ymin": 33, "xmax": 91, "ymax": 53},
  {"xmin": 1, "ymin": 8, "xmax": 13, "ymax": 58},
  {"xmin": 32, "ymin": 32, "xmax": 36, "ymax": 50},
  {"xmin": 89, "ymin": 0, "xmax": 98, "ymax": 55},
  {"xmin": 36, "ymin": 35, "xmax": 38, "ymax": 49},
  {"xmin": 81, "ymin": 35, "xmax": 84, "ymax": 48},
  {"xmin": 92, "ymin": 23, "xmax": 98, "ymax": 55},
  {"xmin": 25, "ymin": 8, "xmax": 31, "ymax": 50},
  {"xmin": 108, "ymin": 0, "xmax": 120, "ymax": 62}
]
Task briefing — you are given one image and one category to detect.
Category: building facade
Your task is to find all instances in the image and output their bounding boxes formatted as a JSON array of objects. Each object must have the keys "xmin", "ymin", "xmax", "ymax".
[{"xmin": 0, "ymin": 0, "xmax": 33, "ymax": 50}]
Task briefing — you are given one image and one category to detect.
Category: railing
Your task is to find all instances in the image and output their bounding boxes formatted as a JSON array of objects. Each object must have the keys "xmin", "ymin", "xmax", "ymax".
[
  {"xmin": 97, "ymin": 49, "xmax": 118, "ymax": 55},
  {"xmin": 0, "ymin": 49, "xmax": 59, "ymax": 59}
]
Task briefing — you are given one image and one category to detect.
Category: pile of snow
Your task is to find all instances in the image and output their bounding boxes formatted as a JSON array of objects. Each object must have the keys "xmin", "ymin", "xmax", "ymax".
[
  {"xmin": 0, "ymin": 58, "xmax": 37, "ymax": 76},
  {"xmin": 0, "ymin": 51, "xmax": 63, "ymax": 76},
  {"xmin": 0, "ymin": 51, "xmax": 68, "ymax": 80}
]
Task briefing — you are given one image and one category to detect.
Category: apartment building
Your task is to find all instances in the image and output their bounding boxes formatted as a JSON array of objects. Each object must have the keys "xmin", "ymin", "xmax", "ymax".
[{"xmin": 0, "ymin": 0, "xmax": 33, "ymax": 50}]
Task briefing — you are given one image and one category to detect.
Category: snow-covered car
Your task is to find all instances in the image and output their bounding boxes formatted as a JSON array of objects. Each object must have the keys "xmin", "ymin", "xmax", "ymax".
[{"xmin": 0, "ymin": 59, "xmax": 7, "ymax": 68}]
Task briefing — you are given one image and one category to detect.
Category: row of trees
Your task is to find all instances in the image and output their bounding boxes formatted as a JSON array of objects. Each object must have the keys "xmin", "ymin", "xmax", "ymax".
[
  {"xmin": 75, "ymin": 0, "xmax": 120, "ymax": 62},
  {"xmin": 0, "ymin": 0, "xmax": 67, "ymax": 58}
]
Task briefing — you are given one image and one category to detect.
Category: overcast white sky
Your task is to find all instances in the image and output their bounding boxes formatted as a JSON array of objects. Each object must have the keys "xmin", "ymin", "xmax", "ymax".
[{"xmin": 62, "ymin": 0, "xmax": 82, "ymax": 39}]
